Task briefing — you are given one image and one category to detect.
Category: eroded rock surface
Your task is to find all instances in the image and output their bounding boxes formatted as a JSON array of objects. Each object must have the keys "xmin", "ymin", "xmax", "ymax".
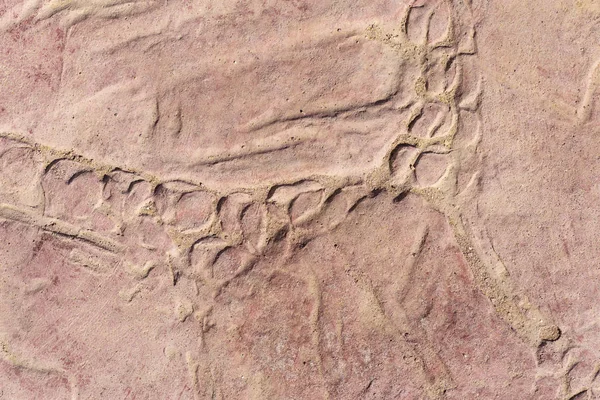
[{"xmin": 1, "ymin": 0, "xmax": 599, "ymax": 398}]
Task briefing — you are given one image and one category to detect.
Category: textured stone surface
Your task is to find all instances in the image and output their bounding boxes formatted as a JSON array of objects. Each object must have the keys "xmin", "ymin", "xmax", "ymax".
[{"xmin": 1, "ymin": 0, "xmax": 600, "ymax": 398}]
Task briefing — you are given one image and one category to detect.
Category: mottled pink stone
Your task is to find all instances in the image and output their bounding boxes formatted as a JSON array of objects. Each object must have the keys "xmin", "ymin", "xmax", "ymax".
[{"xmin": 1, "ymin": 0, "xmax": 600, "ymax": 399}]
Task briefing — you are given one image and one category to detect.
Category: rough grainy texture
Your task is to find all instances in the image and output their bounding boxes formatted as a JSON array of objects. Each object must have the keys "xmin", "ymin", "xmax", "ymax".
[{"xmin": 0, "ymin": 0, "xmax": 599, "ymax": 398}]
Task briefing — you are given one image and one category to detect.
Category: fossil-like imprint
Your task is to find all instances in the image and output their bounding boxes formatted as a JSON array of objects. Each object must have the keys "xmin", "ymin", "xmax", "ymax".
[{"xmin": 0, "ymin": 0, "xmax": 575, "ymax": 398}]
